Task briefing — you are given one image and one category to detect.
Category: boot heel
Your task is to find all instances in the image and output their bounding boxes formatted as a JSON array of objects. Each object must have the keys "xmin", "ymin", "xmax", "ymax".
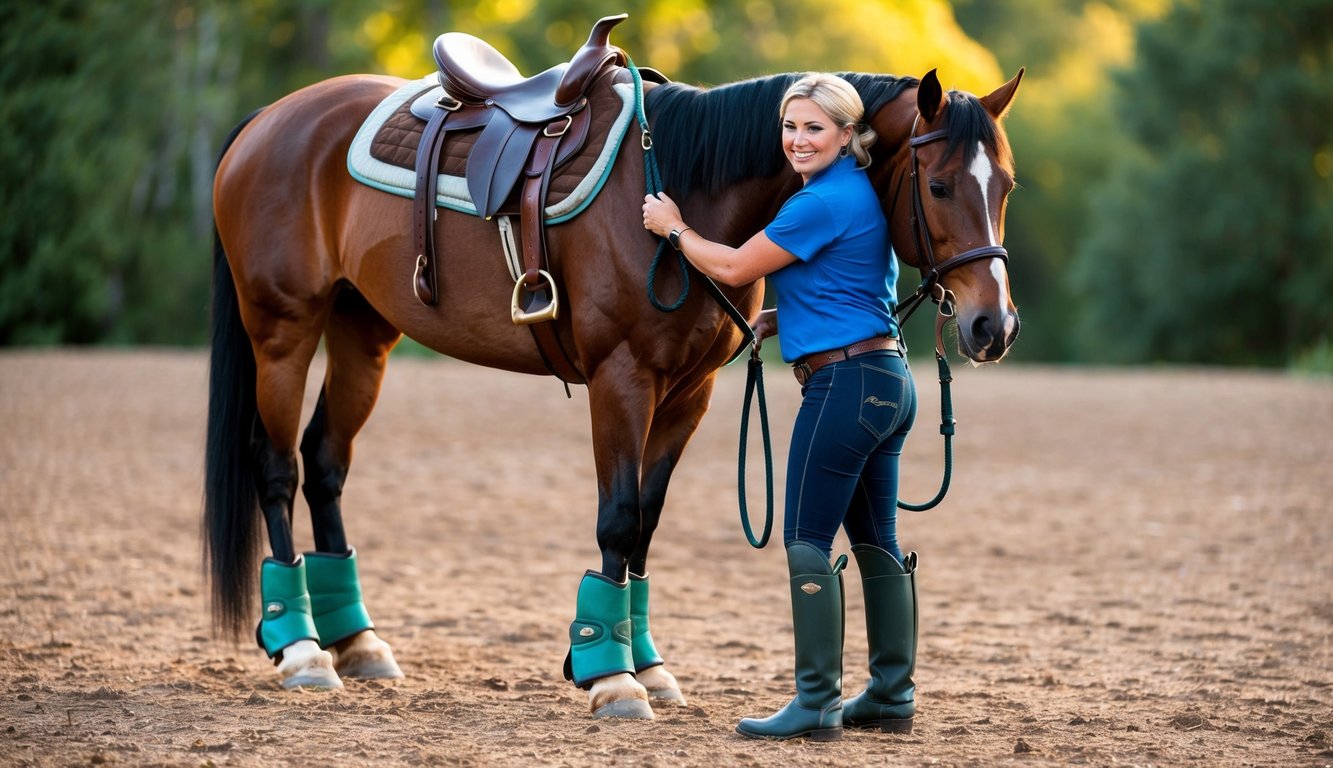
[
  {"xmin": 809, "ymin": 727, "xmax": 844, "ymax": 742},
  {"xmin": 878, "ymin": 716, "xmax": 913, "ymax": 734}
]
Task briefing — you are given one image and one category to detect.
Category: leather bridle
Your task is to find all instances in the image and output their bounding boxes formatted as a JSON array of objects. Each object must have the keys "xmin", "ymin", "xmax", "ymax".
[{"xmin": 894, "ymin": 113, "xmax": 1010, "ymax": 342}]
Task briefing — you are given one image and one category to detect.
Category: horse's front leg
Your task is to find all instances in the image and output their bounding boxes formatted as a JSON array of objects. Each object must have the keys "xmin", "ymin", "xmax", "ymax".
[
  {"xmin": 627, "ymin": 376, "xmax": 719, "ymax": 707},
  {"xmin": 564, "ymin": 355, "xmax": 662, "ymax": 719}
]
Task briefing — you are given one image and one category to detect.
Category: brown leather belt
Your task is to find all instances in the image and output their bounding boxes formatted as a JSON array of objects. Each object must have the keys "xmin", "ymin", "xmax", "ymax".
[{"xmin": 793, "ymin": 336, "xmax": 900, "ymax": 385}]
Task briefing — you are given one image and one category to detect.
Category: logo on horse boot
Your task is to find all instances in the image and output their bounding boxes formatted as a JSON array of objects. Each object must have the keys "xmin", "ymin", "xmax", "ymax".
[{"xmin": 800, "ymin": 582, "xmax": 822, "ymax": 595}]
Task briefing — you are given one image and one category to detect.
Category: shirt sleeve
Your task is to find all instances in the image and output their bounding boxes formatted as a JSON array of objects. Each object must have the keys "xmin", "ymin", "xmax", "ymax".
[{"xmin": 764, "ymin": 191, "xmax": 839, "ymax": 262}]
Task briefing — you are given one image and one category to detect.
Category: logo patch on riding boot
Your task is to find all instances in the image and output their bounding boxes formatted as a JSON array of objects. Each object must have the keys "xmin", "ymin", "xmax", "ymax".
[{"xmin": 800, "ymin": 582, "xmax": 821, "ymax": 594}]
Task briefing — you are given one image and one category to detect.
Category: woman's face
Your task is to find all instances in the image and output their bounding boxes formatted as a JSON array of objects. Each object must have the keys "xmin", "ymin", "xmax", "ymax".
[{"xmin": 781, "ymin": 98, "xmax": 852, "ymax": 182}]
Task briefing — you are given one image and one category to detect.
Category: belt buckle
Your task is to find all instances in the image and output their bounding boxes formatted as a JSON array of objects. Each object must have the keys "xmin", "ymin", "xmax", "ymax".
[{"xmin": 793, "ymin": 361, "xmax": 813, "ymax": 386}]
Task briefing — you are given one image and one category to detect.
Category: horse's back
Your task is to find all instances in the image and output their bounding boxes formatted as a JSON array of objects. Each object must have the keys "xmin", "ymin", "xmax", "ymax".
[{"xmin": 215, "ymin": 74, "xmax": 402, "ymax": 203}]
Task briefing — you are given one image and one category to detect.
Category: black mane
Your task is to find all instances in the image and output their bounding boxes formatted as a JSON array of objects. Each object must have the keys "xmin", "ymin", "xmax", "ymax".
[{"xmin": 645, "ymin": 73, "xmax": 917, "ymax": 197}]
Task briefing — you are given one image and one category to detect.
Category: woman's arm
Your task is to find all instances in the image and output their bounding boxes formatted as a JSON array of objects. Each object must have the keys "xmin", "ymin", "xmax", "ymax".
[{"xmin": 642, "ymin": 193, "xmax": 797, "ymax": 287}]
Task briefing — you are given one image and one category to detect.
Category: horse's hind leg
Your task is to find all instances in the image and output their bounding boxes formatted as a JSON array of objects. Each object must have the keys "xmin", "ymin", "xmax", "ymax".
[
  {"xmin": 300, "ymin": 291, "xmax": 404, "ymax": 680},
  {"xmin": 628, "ymin": 376, "xmax": 718, "ymax": 707},
  {"xmin": 248, "ymin": 306, "xmax": 343, "ymax": 689}
]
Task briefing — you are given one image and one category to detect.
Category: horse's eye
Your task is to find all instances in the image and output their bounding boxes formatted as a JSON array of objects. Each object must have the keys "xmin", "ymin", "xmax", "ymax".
[{"xmin": 929, "ymin": 181, "xmax": 951, "ymax": 199}]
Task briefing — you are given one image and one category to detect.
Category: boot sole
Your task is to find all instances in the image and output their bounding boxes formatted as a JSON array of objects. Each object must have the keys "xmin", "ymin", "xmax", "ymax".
[
  {"xmin": 846, "ymin": 717, "xmax": 913, "ymax": 734},
  {"xmin": 735, "ymin": 725, "xmax": 843, "ymax": 741}
]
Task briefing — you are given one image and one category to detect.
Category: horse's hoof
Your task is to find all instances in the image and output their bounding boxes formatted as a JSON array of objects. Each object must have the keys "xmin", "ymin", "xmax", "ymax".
[
  {"xmin": 593, "ymin": 698, "xmax": 655, "ymax": 719},
  {"xmin": 588, "ymin": 672, "xmax": 653, "ymax": 719},
  {"xmin": 338, "ymin": 655, "xmax": 404, "ymax": 679},
  {"xmin": 276, "ymin": 639, "xmax": 343, "ymax": 690},
  {"xmin": 637, "ymin": 665, "xmax": 687, "ymax": 706},
  {"xmin": 331, "ymin": 631, "xmax": 404, "ymax": 680},
  {"xmin": 281, "ymin": 667, "xmax": 344, "ymax": 690}
]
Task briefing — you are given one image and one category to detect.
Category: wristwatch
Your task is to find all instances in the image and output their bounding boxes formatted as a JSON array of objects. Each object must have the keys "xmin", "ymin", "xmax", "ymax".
[{"xmin": 668, "ymin": 226, "xmax": 692, "ymax": 250}]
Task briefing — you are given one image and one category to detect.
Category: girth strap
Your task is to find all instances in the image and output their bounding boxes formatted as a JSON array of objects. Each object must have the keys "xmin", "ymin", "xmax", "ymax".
[{"xmin": 517, "ymin": 121, "xmax": 586, "ymax": 385}]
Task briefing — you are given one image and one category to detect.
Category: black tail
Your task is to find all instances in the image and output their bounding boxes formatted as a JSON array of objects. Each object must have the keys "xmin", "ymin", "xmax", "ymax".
[{"xmin": 204, "ymin": 109, "xmax": 264, "ymax": 639}]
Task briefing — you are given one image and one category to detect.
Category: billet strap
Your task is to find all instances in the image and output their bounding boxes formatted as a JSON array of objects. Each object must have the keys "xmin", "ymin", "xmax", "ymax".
[{"xmin": 412, "ymin": 93, "xmax": 460, "ymax": 305}]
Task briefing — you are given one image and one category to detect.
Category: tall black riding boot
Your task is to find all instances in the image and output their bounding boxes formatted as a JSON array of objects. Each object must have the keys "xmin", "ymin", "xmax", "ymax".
[
  {"xmin": 736, "ymin": 541, "xmax": 846, "ymax": 741},
  {"xmin": 843, "ymin": 544, "xmax": 917, "ymax": 732}
]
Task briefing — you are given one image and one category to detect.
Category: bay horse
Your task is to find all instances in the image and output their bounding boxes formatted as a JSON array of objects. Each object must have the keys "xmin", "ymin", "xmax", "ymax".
[{"xmin": 206, "ymin": 24, "xmax": 1022, "ymax": 718}]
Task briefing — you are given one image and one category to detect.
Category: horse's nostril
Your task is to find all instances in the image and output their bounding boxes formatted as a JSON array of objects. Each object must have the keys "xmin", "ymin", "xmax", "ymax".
[{"xmin": 971, "ymin": 315, "xmax": 995, "ymax": 348}]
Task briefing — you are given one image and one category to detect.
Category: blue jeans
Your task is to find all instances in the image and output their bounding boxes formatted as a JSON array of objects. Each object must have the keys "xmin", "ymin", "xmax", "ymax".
[{"xmin": 784, "ymin": 349, "xmax": 917, "ymax": 564}]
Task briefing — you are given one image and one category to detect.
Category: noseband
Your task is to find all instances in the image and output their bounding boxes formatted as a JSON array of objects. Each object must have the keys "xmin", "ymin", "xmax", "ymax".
[{"xmin": 895, "ymin": 113, "xmax": 1009, "ymax": 327}]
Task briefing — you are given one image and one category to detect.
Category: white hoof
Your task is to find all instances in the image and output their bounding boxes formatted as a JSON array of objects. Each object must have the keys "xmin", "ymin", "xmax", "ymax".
[
  {"xmin": 637, "ymin": 665, "xmax": 686, "ymax": 706},
  {"xmin": 277, "ymin": 639, "xmax": 342, "ymax": 689},
  {"xmin": 588, "ymin": 672, "xmax": 653, "ymax": 719},
  {"xmin": 330, "ymin": 630, "xmax": 404, "ymax": 679}
]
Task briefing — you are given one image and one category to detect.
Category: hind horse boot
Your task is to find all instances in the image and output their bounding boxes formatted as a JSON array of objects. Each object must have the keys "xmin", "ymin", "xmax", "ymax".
[
  {"xmin": 564, "ymin": 571, "xmax": 652, "ymax": 719},
  {"xmin": 629, "ymin": 572, "xmax": 685, "ymax": 706},
  {"xmin": 304, "ymin": 548, "xmax": 403, "ymax": 680},
  {"xmin": 843, "ymin": 545, "xmax": 918, "ymax": 732},
  {"xmin": 258, "ymin": 556, "xmax": 341, "ymax": 689},
  {"xmin": 736, "ymin": 541, "xmax": 847, "ymax": 741}
]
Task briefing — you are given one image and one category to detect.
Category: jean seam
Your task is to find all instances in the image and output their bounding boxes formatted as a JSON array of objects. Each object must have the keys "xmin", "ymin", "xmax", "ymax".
[{"xmin": 792, "ymin": 365, "xmax": 836, "ymax": 542}]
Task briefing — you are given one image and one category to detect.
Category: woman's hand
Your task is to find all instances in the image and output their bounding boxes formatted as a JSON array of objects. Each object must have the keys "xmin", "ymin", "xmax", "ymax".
[
  {"xmin": 642, "ymin": 193, "xmax": 684, "ymax": 239},
  {"xmin": 750, "ymin": 308, "xmax": 778, "ymax": 349}
]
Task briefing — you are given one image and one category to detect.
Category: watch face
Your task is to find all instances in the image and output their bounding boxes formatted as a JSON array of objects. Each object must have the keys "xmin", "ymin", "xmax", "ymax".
[{"xmin": 669, "ymin": 230, "xmax": 681, "ymax": 249}]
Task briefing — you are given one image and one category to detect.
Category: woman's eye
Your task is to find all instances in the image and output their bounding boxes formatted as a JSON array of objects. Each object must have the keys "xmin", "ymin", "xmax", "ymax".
[{"xmin": 929, "ymin": 181, "xmax": 951, "ymax": 199}]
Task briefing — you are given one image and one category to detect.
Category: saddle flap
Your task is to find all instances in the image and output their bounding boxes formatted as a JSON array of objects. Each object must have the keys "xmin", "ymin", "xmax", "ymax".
[{"xmin": 466, "ymin": 114, "xmax": 540, "ymax": 219}]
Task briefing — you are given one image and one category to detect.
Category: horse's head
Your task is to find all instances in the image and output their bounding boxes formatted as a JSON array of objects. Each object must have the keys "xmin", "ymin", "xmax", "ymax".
[{"xmin": 873, "ymin": 68, "xmax": 1024, "ymax": 364}]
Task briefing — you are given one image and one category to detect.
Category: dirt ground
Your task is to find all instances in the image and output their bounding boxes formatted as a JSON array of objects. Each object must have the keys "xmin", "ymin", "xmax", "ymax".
[{"xmin": 1, "ymin": 349, "xmax": 1330, "ymax": 767}]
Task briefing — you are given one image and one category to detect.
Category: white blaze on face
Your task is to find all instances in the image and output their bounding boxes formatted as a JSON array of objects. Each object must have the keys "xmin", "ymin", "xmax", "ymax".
[{"xmin": 967, "ymin": 140, "xmax": 1016, "ymax": 340}]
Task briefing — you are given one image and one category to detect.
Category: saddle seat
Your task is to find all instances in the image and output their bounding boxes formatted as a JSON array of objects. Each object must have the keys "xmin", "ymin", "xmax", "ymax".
[{"xmin": 435, "ymin": 14, "xmax": 627, "ymax": 123}]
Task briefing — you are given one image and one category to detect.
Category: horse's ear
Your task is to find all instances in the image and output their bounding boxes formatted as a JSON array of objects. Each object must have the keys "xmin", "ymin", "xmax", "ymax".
[
  {"xmin": 917, "ymin": 69, "xmax": 944, "ymax": 123},
  {"xmin": 980, "ymin": 67, "xmax": 1024, "ymax": 121}
]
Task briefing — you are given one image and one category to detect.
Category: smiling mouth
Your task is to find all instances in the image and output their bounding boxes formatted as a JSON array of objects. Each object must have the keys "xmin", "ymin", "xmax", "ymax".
[{"xmin": 793, "ymin": 151, "xmax": 815, "ymax": 160}]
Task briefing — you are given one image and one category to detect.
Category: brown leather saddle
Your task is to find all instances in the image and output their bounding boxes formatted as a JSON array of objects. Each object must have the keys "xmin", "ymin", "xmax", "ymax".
[{"xmin": 407, "ymin": 14, "xmax": 629, "ymax": 384}]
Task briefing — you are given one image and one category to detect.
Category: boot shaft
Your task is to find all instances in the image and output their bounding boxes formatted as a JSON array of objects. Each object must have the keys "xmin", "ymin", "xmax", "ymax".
[{"xmin": 850, "ymin": 544, "xmax": 917, "ymax": 708}]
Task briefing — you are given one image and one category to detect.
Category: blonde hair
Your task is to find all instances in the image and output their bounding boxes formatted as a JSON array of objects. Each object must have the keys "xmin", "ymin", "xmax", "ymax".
[{"xmin": 779, "ymin": 74, "xmax": 877, "ymax": 168}]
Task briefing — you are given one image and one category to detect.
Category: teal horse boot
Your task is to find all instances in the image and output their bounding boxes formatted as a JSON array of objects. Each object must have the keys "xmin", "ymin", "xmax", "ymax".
[
  {"xmin": 258, "ymin": 556, "xmax": 319, "ymax": 656},
  {"xmin": 258, "ymin": 556, "xmax": 340, "ymax": 689},
  {"xmin": 736, "ymin": 541, "xmax": 847, "ymax": 741},
  {"xmin": 304, "ymin": 548, "xmax": 402, "ymax": 679},
  {"xmin": 630, "ymin": 572, "xmax": 685, "ymax": 705},
  {"xmin": 842, "ymin": 545, "xmax": 918, "ymax": 733},
  {"xmin": 564, "ymin": 571, "xmax": 651, "ymax": 719}
]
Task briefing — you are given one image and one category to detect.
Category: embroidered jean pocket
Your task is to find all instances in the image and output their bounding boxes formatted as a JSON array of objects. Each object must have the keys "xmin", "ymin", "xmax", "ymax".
[{"xmin": 858, "ymin": 363, "xmax": 907, "ymax": 441}]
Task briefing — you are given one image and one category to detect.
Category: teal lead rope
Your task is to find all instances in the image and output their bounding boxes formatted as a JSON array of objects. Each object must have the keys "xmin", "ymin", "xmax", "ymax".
[
  {"xmin": 893, "ymin": 294, "xmax": 957, "ymax": 511},
  {"xmin": 630, "ymin": 59, "xmax": 773, "ymax": 547}
]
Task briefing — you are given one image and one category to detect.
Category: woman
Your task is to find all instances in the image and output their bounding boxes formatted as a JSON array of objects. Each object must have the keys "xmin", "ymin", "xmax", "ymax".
[{"xmin": 643, "ymin": 73, "xmax": 919, "ymax": 741}]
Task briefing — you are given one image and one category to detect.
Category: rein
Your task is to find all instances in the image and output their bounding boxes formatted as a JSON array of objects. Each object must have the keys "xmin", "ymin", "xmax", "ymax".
[
  {"xmin": 892, "ymin": 115, "xmax": 1009, "ymax": 512},
  {"xmin": 630, "ymin": 61, "xmax": 775, "ymax": 548}
]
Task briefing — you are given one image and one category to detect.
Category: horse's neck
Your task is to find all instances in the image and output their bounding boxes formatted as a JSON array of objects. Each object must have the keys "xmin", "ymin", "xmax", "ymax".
[{"xmin": 689, "ymin": 173, "xmax": 802, "ymax": 247}]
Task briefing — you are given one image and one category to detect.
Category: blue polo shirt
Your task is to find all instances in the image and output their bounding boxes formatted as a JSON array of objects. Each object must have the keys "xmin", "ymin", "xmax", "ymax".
[{"xmin": 764, "ymin": 156, "xmax": 898, "ymax": 363}]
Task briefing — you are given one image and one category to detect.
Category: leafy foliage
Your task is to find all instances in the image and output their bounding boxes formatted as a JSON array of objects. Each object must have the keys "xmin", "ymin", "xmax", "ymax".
[{"xmin": 1069, "ymin": 0, "xmax": 1333, "ymax": 366}]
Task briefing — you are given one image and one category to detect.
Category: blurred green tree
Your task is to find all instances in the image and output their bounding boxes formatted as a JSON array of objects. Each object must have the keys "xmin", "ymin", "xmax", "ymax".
[
  {"xmin": 1069, "ymin": 0, "xmax": 1333, "ymax": 367},
  {"xmin": 952, "ymin": 0, "xmax": 1168, "ymax": 361}
]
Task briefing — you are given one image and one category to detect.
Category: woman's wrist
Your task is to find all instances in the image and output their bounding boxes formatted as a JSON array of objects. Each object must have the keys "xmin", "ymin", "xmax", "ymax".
[{"xmin": 668, "ymin": 225, "xmax": 693, "ymax": 250}]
